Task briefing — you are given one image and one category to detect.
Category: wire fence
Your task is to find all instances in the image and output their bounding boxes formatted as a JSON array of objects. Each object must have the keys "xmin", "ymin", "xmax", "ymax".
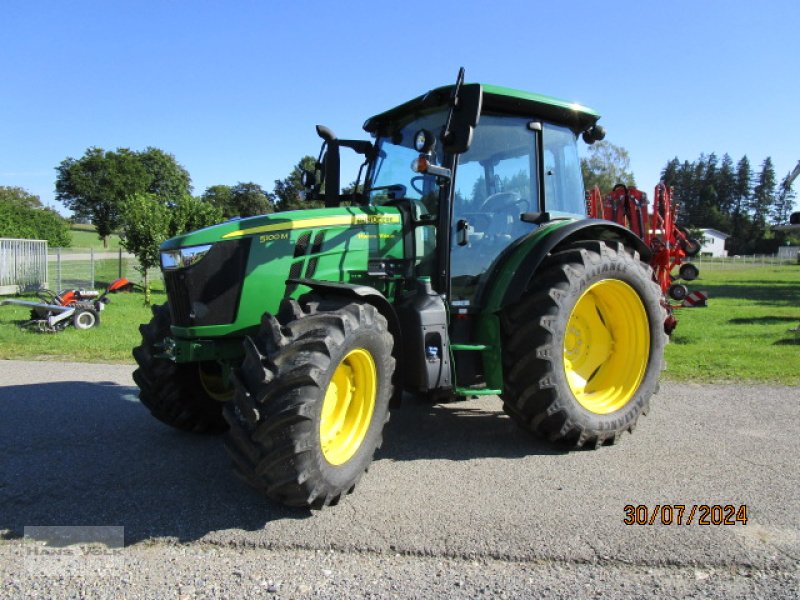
[
  {"xmin": 47, "ymin": 248, "xmax": 162, "ymax": 292},
  {"xmin": 691, "ymin": 253, "xmax": 800, "ymax": 269},
  {"xmin": 4, "ymin": 244, "xmax": 798, "ymax": 296}
]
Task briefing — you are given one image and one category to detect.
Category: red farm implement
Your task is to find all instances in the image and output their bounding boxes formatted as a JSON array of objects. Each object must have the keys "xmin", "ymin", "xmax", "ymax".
[
  {"xmin": 1, "ymin": 277, "xmax": 132, "ymax": 332},
  {"xmin": 587, "ymin": 183, "xmax": 702, "ymax": 332}
]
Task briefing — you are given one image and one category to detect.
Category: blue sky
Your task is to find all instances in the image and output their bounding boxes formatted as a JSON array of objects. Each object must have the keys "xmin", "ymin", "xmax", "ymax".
[{"xmin": 2, "ymin": 1, "xmax": 798, "ymax": 215}]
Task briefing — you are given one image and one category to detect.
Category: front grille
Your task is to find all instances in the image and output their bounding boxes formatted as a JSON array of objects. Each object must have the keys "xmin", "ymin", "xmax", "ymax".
[
  {"xmin": 163, "ymin": 271, "xmax": 192, "ymax": 324},
  {"xmin": 164, "ymin": 239, "xmax": 251, "ymax": 326}
]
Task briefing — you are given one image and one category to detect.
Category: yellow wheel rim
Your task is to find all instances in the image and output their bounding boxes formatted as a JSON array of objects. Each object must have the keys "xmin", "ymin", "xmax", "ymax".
[
  {"xmin": 320, "ymin": 348, "xmax": 377, "ymax": 466},
  {"xmin": 198, "ymin": 363, "xmax": 234, "ymax": 402},
  {"xmin": 563, "ymin": 279, "xmax": 650, "ymax": 414}
]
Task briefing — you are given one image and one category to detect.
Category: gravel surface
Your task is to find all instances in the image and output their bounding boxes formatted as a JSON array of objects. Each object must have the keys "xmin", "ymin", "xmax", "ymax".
[{"xmin": 1, "ymin": 359, "xmax": 798, "ymax": 598}]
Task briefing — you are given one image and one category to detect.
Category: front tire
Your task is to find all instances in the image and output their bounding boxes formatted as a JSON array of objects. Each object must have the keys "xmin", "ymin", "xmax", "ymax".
[
  {"xmin": 73, "ymin": 306, "xmax": 99, "ymax": 330},
  {"xmin": 224, "ymin": 297, "xmax": 394, "ymax": 508},
  {"xmin": 133, "ymin": 304, "xmax": 228, "ymax": 433},
  {"xmin": 501, "ymin": 241, "xmax": 667, "ymax": 448}
]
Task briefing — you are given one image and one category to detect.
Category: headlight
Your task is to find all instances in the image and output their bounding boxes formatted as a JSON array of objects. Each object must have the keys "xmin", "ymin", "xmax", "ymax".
[{"xmin": 161, "ymin": 244, "xmax": 213, "ymax": 270}]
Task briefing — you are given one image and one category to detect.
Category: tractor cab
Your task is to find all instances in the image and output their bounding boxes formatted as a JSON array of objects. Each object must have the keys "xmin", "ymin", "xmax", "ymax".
[{"xmin": 313, "ymin": 77, "xmax": 606, "ymax": 308}]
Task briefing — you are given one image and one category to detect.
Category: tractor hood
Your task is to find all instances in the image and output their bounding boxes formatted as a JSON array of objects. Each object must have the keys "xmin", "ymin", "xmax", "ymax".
[
  {"xmin": 160, "ymin": 205, "xmax": 400, "ymax": 251},
  {"xmin": 158, "ymin": 204, "xmax": 404, "ymax": 345}
]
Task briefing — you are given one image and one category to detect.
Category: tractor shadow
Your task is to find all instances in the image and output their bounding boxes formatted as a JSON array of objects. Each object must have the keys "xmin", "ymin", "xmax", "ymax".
[
  {"xmin": 0, "ymin": 380, "xmax": 302, "ymax": 545},
  {"xmin": 377, "ymin": 393, "xmax": 564, "ymax": 462},
  {"xmin": 0, "ymin": 381, "xmax": 557, "ymax": 546}
]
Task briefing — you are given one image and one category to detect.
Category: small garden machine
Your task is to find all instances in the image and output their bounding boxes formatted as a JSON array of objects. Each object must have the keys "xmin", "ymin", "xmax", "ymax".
[{"xmin": 1, "ymin": 277, "xmax": 131, "ymax": 332}]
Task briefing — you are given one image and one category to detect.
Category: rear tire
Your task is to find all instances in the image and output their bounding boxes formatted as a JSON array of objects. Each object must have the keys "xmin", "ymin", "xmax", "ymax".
[
  {"xmin": 500, "ymin": 241, "xmax": 667, "ymax": 448},
  {"xmin": 224, "ymin": 297, "xmax": 394, "ymax": 508},
  {"xmin": 133, "ymin": 304, "xmax": 228, "ymax": 433}
]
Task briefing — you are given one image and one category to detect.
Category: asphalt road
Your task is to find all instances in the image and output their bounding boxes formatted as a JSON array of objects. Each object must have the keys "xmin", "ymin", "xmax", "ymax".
[{"xmin": 0, "ymin": 360, "xmax": 798, "ymax": 598}]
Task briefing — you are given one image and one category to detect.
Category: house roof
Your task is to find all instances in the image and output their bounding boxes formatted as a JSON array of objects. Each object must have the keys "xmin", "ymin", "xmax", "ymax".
[{"xmin": 699, "ymin": 228, "xmax": 730, "ymax": 239}]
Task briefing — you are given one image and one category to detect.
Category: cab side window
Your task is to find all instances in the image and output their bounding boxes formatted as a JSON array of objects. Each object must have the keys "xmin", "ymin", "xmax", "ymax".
[{"xmin": 542, "ymin": 123, "xmax": 586, "ymax": 217}]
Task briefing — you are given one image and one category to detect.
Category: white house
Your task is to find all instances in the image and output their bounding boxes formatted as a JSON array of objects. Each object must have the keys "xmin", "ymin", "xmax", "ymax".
[{"xmin": 698, "ymin": 228, "xmax": 729, "ymax": 257}]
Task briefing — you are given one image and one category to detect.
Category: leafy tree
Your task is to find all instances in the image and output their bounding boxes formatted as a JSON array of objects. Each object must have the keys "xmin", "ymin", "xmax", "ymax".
[
  {"xmin": 119, "ymin": 194, "xmax": 170, "ymax": 293},
  {"xmin": 168, "ymin": 195, "xmax": 224, "ymax": 237},
  {"xmin": 0, "ymin": 186, "xmax": 43, "ymax": 209},
  {"xmin": 55, "ymin": 146, "xmax": 192, "ymax": 247},
  {"xmin": 202, "ymin": 184, "xmax": 236, "ymax": 218},
  {"xmin": 0, "ymin": 187, "xmax": 70, "ymax": 246},
  {"xmin": 230, "ymin": 182, "xmax": 274, "ymax": 217},
  {"xmin": 274, "ymin": 156, "xmax": 322, "ymax": 212},
  {"xmin": 580, "ymin": 141, "xmax": 635, "ymax": 193},
  {"xmin": 138, "ymin": 147, "xmax": 192, "ymax": 199},
  {"xmin": 119, "ymin": 194, "xmax": 222, "ymax": 297},
  {"xmin": 202, "ymin": 182, "xmax": 273, "ymax": 218}
]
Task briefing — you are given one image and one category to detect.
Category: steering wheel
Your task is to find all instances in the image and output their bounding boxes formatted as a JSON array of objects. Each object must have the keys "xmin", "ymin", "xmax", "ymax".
[
  {"xmin": 480, "ymin": 191, "xmax": 527, "ymax": 213},
  {"xmin": 410, "ymin": 176, "xmax": 426, "ymax": 195}
]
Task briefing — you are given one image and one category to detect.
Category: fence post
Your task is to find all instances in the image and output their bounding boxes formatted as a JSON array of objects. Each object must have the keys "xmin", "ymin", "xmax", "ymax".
[
  {"xmin": 90, "ymin": 248, "xmax": 95, "ymax": 289},
  {"xmin": 118, "ymin": 248, "xmax": 123, "ymax": 279},
  {"xmin": 56, "ymin": 248, "xmax": 62, "ymax": 291}
]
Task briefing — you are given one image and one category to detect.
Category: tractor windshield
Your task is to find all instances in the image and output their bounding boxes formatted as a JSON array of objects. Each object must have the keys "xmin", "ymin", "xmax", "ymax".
[{"xmin": 367, "ymin": 110, "xmax": 447, "ymax": 215}]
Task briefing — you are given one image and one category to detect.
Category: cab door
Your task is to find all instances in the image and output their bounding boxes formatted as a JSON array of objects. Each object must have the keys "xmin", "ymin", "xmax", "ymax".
[{"xmin": 450, "ymin": 115, "xmax": 541, "ymax": 306}]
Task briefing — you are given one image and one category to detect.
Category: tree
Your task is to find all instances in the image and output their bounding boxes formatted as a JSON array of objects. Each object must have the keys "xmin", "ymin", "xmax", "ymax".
[
  {"xmin": 730, "ymin": 155, "xmax": 753, "ymax": 253},
  {"xmin": 119, "ymin": 194, "xmax": 223, "ymax": 297},
  {"xmin": 274, "ymin": 156, "xmax": 321, "ymax": 212},
  {"xmin": 0, "ymin": 187, "xmax": 70, "ymax": 246},
  {"xmin": 750, "ymin": 157, "xmax": 776, "ymax": 235},
  {"xmin": 55, "ymin": 146, "xmax": 192, "ymax": 247},
  {"xmin": 0, "ymin": 186, "xmax": 43, "ymax": 210},
  {"xmin": 119, "ymin": 194, "xmax": 170, "ymax": 294},
  {"xmin": 202, "ymin": 182, "xmax": 273, "ymax": 218},
  {"xmin": 202, "ymin": 185, "xmax": 235, "ymax": 218},
  {"xmin": 230, "ymin": 182, "xmax": 273, "ymax": 217},
  {"xmin": 138, "ymin": 147, "xmax": 192, "ymax": 199},
  {"xmin": 580, "ymin": 141, "xmax": 635, "ymax": 193},
  {"xmin": 168, "ymin": 195, "xmax": 224, "ymax": 237},
  {"xmin": 716, "ymin": 154, "xmax": 736, "ymax": 214},
  {"xmin": 773, "ymin": 171, "xmax": 797, "ymax": 226}
]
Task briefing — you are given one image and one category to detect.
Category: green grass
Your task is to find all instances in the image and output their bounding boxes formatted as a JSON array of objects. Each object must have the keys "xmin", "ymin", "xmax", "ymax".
[
  {"xmin": 0, "ymin": 263, "xmax": 797, "ymax": 384},
  {"xmin": 0, "ymin": 290, "xmax": 165, "ymax": 363},
  {"xmin": 67, "ymin": 228, "xmax": 123, "ymax": 251},
  {"xmin": 663, "ymin": 264, "xmax": 799, "ymax": 385}
]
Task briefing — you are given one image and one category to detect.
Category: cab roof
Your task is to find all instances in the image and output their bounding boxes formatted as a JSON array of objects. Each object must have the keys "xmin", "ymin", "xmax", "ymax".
[{"xmin": 363, "ymin": 83, "xmax": 600, "ymax": 135}]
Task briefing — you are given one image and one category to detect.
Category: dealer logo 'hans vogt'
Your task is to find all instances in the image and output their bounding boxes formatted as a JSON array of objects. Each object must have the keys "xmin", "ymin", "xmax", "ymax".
[{"xmin": 23, "ymin": 526, "xmax": 125, "ymax": 576}]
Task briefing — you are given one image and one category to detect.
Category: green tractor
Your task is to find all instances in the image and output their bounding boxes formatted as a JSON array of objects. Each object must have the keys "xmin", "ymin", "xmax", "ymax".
[{"xmin": 134, "ymin": 70, "xmax": 667, "ymax": 509}]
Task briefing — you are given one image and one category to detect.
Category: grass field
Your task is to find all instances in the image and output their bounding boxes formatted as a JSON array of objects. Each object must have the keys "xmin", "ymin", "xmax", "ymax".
[
  {"xmin": 663, "ymin": 263, "xmax": 799, "ymax": 384},
  {"xmin": 0, "ymin": 264, "xmax": 797, "ymax": 383},
  {"xmin": 66, "ymin": 226, "xmax": 123, "ymax": 251},
  {"xmin": 0, "ymin": 290, "xmax": 165, "ymax": 363}
]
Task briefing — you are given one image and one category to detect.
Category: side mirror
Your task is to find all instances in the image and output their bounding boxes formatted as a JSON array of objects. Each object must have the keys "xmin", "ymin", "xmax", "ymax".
[{"xmin": 442, "ymin": 84, "xmax": 482, "ymax": 155}]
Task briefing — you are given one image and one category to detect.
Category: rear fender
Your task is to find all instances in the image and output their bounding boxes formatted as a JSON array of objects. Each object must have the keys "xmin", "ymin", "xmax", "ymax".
[
  {"xmin": 484, "ymin": 219, "xmax": 650, "ymax": 312},
  {"xmin": 476, "ymin": 219, "xmax": 650, "ymax": 390}
]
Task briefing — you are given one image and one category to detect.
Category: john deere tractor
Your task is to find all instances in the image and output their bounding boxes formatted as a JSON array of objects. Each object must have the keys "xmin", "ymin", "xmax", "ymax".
[{"xmin": 134, "ymin": 70, "xmax": 666, "ymax": 508}]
